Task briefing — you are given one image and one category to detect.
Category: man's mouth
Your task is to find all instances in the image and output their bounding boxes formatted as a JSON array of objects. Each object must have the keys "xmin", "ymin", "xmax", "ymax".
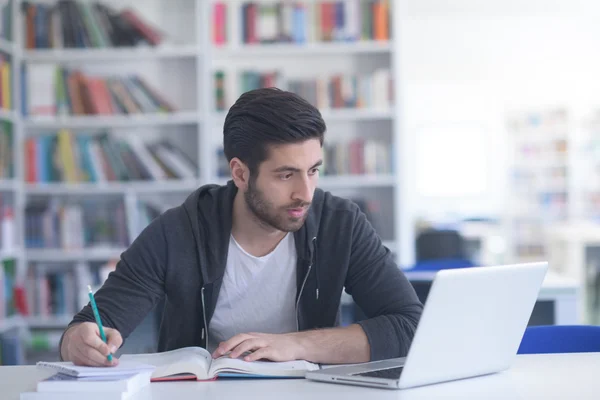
[{"xmin": 287, "ymin": 207, "xmax": 306, "ymax": 218}]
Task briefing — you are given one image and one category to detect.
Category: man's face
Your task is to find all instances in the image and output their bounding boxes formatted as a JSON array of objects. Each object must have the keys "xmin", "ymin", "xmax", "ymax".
[{"xmin": 244, "ymin": 139, "xmax": 322, "ymax": 232}]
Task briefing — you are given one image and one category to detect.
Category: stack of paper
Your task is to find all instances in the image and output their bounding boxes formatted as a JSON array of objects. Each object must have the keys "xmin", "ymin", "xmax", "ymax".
[{"xmin": 20, "ymin": 361, "xmax": 156, "ymax": 400}]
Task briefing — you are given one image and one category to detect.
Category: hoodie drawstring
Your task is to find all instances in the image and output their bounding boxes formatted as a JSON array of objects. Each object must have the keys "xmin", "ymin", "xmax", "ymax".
[{"xmin": 312, "ymin": 237, "xmax": 319, "ymax": 300}]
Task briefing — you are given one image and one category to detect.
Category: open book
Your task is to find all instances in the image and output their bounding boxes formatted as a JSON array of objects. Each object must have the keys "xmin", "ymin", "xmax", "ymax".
[{"xmin": 119, "ymin": 347, "xmax": 320, "ymax": 381}]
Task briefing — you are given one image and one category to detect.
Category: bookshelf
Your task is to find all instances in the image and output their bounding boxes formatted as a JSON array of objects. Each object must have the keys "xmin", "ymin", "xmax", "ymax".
[
  {"xmin": 212, "ymin": 40, "xmax": 392, "ymax": 57},
  {"xmin": 24, "ymin": 111, "xmax": 200, "ymax": 129},
  {"xmin": 506, "ymin": 108, "xmax": 570, "ymax": 262},
  {"xmin": 0, "ymin": 0, "xmax": 406, "ymax": 363},
  {"xmin": 22, "ymin": 44, "xmax": 200, "ymax": 62}
]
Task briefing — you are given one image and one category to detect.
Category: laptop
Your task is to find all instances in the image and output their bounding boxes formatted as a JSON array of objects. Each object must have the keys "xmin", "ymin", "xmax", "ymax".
[{"xmin": 306, "ymin": 262, "xmax": 548, "ymax": 390}]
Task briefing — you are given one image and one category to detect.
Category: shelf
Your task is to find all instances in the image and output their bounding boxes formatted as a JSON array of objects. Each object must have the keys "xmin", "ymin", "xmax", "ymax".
[
  {"xmin": 23, "ymin": 45, "xmax": 200, "ymax": 63},
  {"xmin": 26, "ymin": 316, "xmax": 73, "ymax": 329},
  {"xmin": 213, "ymin": 108, "xmax": 393, "ymax": 124},
  {"xmin": 0, "ymin": 37, "xmax": 14, "ymax": 54},
  {"xmin": 0, "ymin": 248, "xmax": 22, "ymax": 261},
  {"xmin": 213, "ymin": 41, "xmax": 392, "ymax": 57},
  {"xmin": 26, "ymin": 247, "xmax": 126, "ymax": 262},
  {"xmin": 319, "ymin": 174, "xmax": 395, "ymax": 188},
  {"xmin": 24, "ymin": 112, "xmax": 200, "ymax": 130},
  {"xmin": 0, "ymin": 180, "xmax": 17, "ymax": 191},
  {"xmin": 25, "ymin": 180, "xmax": 200, "ymax": 195},
  {"xmin": 0, "ymin": 108, "xmax": 17, "ymax": 122},
  {"xmin": 0, "ymin": 315, "xmax": 25, "ymax": 333}
]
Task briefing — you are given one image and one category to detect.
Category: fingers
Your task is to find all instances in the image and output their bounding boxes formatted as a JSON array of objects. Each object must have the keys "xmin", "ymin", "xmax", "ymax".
[
  {"xmin": 213, "ymin": 333, "xmax": 256, "ymax": 358},
  {"xmin": 243, "ymin": 347, "xmax": 273, "ymax": 362},
  {"xmin": 105, "ymin": 328, "xmax": 123, "ymax": 354},
  {"xmin": 71, "ymin": 341, "xmax": 117, "ymax": 367},
  {"xmin": 76, "ymin": 323, "xmax": 118, "ymax": 366},
  {"xmin": 229, "ymin": 338, "xmax": 265, "ymax": 359},
  {"xmin": 81, "ymin": 326, "xmax": 111, "ymax": 358}
]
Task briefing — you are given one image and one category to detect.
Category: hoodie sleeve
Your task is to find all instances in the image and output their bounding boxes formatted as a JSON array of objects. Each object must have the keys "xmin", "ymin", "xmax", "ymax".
[
  {"xmin": 63, "ymin": 213, "xmax": 168, "ymax": 344},
  {"xmin": 345, "ymin": 207, "xmax": 423, "ymax": 361}
]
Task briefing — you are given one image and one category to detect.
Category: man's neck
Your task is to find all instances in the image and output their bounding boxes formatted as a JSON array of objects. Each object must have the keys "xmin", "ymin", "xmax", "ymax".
[{"xmin": 231, "ymin": 191, "xmax": 287, "ymax": 257}]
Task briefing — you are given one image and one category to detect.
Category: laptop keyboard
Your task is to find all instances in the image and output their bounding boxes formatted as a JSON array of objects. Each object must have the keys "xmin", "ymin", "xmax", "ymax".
[{"xmin": 353, "ymin": 366, "xmax": 404, "ymax": 379}]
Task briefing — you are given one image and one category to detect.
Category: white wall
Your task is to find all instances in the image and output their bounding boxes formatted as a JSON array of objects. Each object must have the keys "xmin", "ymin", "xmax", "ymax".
[{"xmin": 397, "ymin": 0, "xmax": 600, "ymax": 223}]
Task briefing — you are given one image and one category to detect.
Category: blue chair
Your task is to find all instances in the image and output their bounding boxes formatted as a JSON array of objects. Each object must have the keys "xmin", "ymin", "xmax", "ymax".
[{"xmin": 518, "ymin": 325, "xmax": 600, "ymax": 354}]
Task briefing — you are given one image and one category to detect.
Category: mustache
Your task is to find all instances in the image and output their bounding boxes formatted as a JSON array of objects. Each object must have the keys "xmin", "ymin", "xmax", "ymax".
[{"xmin": 285, "ymin": 202, "xmax": 311, "ymax": 209}]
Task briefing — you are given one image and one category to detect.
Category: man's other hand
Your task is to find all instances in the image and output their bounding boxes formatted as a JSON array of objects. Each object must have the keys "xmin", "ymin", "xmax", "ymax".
[{"xmin": 211, "ymin": 332, "xmax": 305, "ymax": 362}]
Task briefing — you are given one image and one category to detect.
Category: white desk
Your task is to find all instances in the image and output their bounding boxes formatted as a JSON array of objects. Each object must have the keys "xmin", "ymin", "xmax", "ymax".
[
  {"xmin": 404, "ymin": 270, "xmax": 580, "ymax": 325},
  {"xmin": 3, "ymin": 353, "xmax": 599, "ymax": 399}
]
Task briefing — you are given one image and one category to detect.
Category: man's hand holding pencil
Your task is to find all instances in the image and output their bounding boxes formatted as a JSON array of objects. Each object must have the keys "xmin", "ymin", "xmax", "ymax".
[{"xmin": 60, "ymin": 286, "xmax": 122, "ymax": 367}]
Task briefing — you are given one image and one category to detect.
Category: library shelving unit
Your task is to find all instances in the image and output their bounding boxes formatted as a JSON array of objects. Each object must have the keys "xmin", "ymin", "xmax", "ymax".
[
  {"xmin": 505, "ymin": 107, "xmax": 571, "ymax": 263},
  {"xmin": 0, "ymin": 0, "xmax": 25, "ymax": 365},
  {"xmin": 1, "ymin": 0, "xmax": 407, "ymax": 361}
]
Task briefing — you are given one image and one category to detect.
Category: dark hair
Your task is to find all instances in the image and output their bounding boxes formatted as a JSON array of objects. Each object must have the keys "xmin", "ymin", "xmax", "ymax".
[{"xmin": 223, "ymin": 87, "xmax": 326, "ymax": 174}]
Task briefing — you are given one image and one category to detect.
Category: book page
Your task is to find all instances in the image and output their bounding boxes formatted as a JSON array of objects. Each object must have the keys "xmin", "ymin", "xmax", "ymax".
[
  {"xmin": 209, "ymin": 356, "xmax": 320, "ymax": 378},
  {"xmin": 119, "ymin": 347, "xmax": 211, "ymax": 380}
]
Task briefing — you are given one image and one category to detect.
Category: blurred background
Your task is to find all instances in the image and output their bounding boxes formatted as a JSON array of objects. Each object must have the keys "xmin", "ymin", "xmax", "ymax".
[{"xmin": 0, "ymin": 0, "xmax": 599, "ymax": 364}]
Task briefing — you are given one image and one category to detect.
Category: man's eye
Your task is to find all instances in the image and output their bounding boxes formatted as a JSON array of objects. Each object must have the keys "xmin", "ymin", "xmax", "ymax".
[
  {"xmin": 309, "ymin": 168, "xmax": 320, "ymax": 175},
  {"xmin": 281, "ymin": 173, "xmax": 293, "ymax": 180}
]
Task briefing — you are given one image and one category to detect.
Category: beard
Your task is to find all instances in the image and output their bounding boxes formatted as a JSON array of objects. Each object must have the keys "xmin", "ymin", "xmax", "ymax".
[{"xmin": 244, "ymin": 178, "xmax": 310, "ymax": 232}]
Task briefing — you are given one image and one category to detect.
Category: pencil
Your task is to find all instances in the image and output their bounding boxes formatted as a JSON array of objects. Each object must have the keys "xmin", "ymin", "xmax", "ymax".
[{"xmin": 88, "ymin": 285, "xmax": 113, "ymax": 362}]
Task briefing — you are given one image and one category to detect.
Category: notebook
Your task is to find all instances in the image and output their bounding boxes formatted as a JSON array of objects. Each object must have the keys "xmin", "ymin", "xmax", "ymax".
[
  {"xmin": 36, "ymin": 360, "xmax": 156, "ymax": 378},
  {"xmin": 20, "ymin": 390, "xmax": 143, "ymax": 400},
  {"xmin": 36, "ymin": 371, "xmax": 153, "ymax": 393},
  {"xmin": 119, "ymin": 346, "xmax": 320, "ymax": 381}
]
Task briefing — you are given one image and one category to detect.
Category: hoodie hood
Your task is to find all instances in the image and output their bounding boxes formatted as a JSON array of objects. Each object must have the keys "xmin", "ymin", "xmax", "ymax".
[
  {"xmin": 181, "ymin": 180, "xmax": 324, "ymax": 331},
  {"xmin": 182, "ymin": 180, "xmax": 324, "ymax": 283}
]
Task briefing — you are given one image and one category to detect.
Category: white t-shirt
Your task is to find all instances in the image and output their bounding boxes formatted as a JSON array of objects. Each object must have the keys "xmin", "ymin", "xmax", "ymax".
[{"xmin": 207, "ymin": 233, "xmax": 298, "ymax": 353}]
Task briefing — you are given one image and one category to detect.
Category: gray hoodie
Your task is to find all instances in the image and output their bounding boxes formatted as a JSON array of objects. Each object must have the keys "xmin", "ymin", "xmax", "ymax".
[{"xmin": 67, "ymin": 181, "xmax": 423, "ymax": 361}]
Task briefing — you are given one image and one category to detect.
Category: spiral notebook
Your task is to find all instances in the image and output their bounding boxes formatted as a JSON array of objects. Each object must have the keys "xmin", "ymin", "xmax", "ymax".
[{"xmin": 36, "ymin": 361, "xmax": 156, "ymax": 378}]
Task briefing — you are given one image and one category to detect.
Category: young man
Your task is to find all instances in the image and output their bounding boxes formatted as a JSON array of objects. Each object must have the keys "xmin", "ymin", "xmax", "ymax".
[{"xmin": 60, "ymin": 88, "xmax": 423, "ymax": 367}]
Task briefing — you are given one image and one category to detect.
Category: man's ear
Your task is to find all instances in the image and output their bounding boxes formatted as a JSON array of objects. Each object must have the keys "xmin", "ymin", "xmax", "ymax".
[{"xmin": 230, "ymin": 158, "xmax": 250, "ymax": 190}]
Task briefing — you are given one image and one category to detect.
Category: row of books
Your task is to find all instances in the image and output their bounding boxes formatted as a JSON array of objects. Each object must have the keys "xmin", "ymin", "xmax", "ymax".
[
  {"xmin": 213, "ymin": 0, "xmax": 390, "ymax": 45},
  {"xmin": 216, "ymin": 138, "xmax": 392, "ymax": 177},
  {"xmin": 25, "ymin": 131, "xmax": 198, "ymax": 184},
  {"xmin": 323, "ymin": 138, "xmax": 392, "ymax": 176},
  {"xmin": 0, "ymin": 55, "xmax": 10, "ymax": 110},
  {"xmin": 12, "ymin": 260, "xmax": 113, "ymax": 322},
  {"xmin": 214, "ymin": 68, "xmax": 392, "ymax": 111},
  {"xmin": 25, "ymin": 198, "xmax": 128, "ymax": 249},
  {"xmin": 0, "ymin": 120, "xmax": 13, "ymax": 180},
  {"xmin": 26, "ymin": 66, "xmax": 175, "ymax": 117},
  {"xmin": 23, "ymin": 1, "xmax": 162, "ymax": 49}
]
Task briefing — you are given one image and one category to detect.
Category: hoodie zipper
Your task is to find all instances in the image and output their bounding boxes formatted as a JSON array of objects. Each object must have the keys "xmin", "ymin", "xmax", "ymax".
[
  {"xmin": 201, "ymin": 286, "xmax": 208, "ymax": 348},
  {"xmin": 295, "ymin": 237, "xmax": 317, "ymax": 331}
]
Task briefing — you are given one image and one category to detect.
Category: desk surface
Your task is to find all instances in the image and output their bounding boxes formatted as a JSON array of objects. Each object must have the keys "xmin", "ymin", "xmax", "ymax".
[{"xmin": 3, "ymin": 353, "xmax": 599, "ymax": 399}]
